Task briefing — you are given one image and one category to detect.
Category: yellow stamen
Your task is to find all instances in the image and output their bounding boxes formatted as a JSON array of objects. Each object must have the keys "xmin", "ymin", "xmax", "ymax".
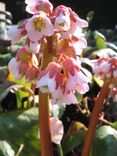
[
  {"xmin": 59, "ymin": 22, "xmax": 65, "ymax": 27},
  {"xmin": 33, "ymin": 17, "xmax": 45, "ymax": 31}
]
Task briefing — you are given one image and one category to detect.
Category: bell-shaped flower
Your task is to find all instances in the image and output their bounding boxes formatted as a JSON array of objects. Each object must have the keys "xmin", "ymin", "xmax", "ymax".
[
  {"xmin": 51, "ymin": 87, "xmax": 78, "ymax": 105},
  {"xmin": 53, "ymin": 5, "xmax": 88, "ymax": 38},
  {"xmin": 36, "ymin": 62, "xmax": 63, "ymax": 93},
  {"xmin": 25, "ymin": 0, "xmax": 53, "ymax": 15},
  {"xmin": 59, "ymin": 35, "xmax": 87, "ymax": 57},
  {"xmin": 63, "ymin": 57, "xmax": 90, "ymax": 94},
  {"xmin": 7, "ymin": 20, "xmax": 27, "ymax": 44},
  {"xmin": 54, "ymin": 9, "xmax": 70, "ymax": 31},
  {"xmin": 61, "ymin": 8, "xmax": 88, "ymax": 39},
  {"xmin": 25, "ymin": 12, "xmax": 54, "ymax": 42},
  {"xmin": 71, "ymin": 35, "xmax": 87, "ymax": 56},
  {"xmin": 50, "ymin": 117, "xmax": 64, "ymax": 144}
]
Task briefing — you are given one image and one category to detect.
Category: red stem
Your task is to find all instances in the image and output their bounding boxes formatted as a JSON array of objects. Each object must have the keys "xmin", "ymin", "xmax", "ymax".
[
  {"xmin": 38, "ymin": 37, "xmax": 53, "ymax": 156},
  {"xmin": 81, "ymin": 79, "xmax": 112, "ymax": 156}
]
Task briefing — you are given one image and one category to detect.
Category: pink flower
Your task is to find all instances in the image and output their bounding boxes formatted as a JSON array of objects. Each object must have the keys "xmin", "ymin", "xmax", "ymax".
[
  {"xmin": 53, "ymin": 6, "xmax": 70, "ymax": 31},
  {"xmin": 51, "ymin": 87, "xmax": 78, "ymax": 105},
  {"xmin": 63, "ymin": 57, "xmax": 90, "ymax": 94},
  {"xmin": 36, "ymin": 62, "xmax": 63, "ymax": 93},
  {"xmin": 50, "ymin": 117, "xmax": 64, "ymax": 144},
  {"xmin": 8, "ymin": 48, "xmax": 39, "ymax": 82},
  {"xmin": 71, "ymin": 35, "xmax": 87, "ymax": 55},
  {"xmin": 92, "ymin": 57, "xmax": 117, "ymax": 79},
  {"xmin": 25, "ymin": 0, "xmax": 53, "ymax": 15},
  {"xmin": 7, "ymin": 21, "xmax": 27, "ymax": 44},
  {"xmin": 25, "ymin": 12, "xmax": 54, "ymax": 42},
  {"xmin": 53, "ymin": 5, "xmax": 88, "ymax": 39}
]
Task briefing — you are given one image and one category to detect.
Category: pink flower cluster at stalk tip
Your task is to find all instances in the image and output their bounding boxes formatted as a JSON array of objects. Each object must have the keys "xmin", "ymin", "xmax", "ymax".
[
  {"xmin": 8, "ymin": 0, "xmax": 89, "ymax": 103},
  {"xmin": 37, "ymin": 56, "xmax": 90, "ymax": 105},
  {"xmin": 92, "ymin": 56, "xmax": 117, "ymax": 103},
  {"xmin": 92, "ymin": 57, "xmax": 117, "ymax": 80}
]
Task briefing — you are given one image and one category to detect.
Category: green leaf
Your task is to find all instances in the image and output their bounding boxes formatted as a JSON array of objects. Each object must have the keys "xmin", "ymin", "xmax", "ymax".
[
  {"xmin": 92, "ymin": 126, "xmax": 117, "ymax": 156},
  {"xmin": 62, "ymin": 122, "xmax": 86, "ymax": 155},
  {"xmin": 111, "ymin": 121, "xmax": 117, "ymax": 130},
  {"xmin": 94, "ymin": 31, "xmax": 107, "ymax": 49},
  {"xmin": 0, "ymin": 108, "xmax": 40, "ymax": 156},
  {"xmin": 0, "ymin": 54, "xmax": 12, "ymax": 66},
  {"xmin": 0, "ymin": 141, "xmax": 15, "ymax": 156}
]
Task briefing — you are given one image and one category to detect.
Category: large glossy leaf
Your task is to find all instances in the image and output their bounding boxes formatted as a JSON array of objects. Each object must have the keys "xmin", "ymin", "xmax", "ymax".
[
  {"xmin": 0, "ymin": 108, "xmax": 40, "ymax": 156},
  {"xmin": 92, "ymin": 125, "xmax": 117, "ymax": 156}
]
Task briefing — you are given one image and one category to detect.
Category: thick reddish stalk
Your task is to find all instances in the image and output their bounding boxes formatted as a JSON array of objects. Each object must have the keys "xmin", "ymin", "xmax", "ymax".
[
  {"xmin": 39, "ymin": 37, "xmax": 53, "ymax": 156},
  {"xmin": 81, "ymin": 79, "xmax": 112, "ymax": 156}
]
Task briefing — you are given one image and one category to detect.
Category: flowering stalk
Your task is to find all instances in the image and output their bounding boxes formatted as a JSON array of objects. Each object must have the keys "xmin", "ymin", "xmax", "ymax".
[
  {"xmin": 81, "ymin": 79, "xmax": 112, "ymax": 156},
  {"xmin": 39, "ymin": 37, "xmax": 53, "ymax": 156}
]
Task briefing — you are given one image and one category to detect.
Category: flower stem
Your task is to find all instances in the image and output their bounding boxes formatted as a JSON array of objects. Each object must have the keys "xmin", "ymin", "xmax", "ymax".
[
  {"xmin": 38, "ymin": 36, "xmax": 53, "ymax": 156},
  {"xmin": 81, "ymin": 79, "xmax": 112, "ymax": 156},
  {"xmin": 57, "ymin": 144, "xmax": 64, "ymax": 156}
]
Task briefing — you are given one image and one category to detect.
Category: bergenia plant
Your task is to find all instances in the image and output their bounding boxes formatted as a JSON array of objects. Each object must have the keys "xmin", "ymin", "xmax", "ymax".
[{"xmin": 7, "ymin": 0, "xmax": 117, "ymax": 156}]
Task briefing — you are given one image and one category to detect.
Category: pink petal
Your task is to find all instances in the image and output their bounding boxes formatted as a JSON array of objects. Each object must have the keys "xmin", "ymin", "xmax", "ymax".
[
  {"xmin": 8, "ymin": 58, "xmax": 21, "ymax": 79},
  {"xmin": 7, "ymin": 26, "xmax": 22, "ymax": 44},
  {"xmin": 47, "ymin": 76, "xmax": 56, "ymax": 93},
  {"xmin": 50, "ymin": 117, "xmax": 64, "ymax": 144},
  {"xmin": 54, "ymin": 13, "xmax": 70, "ymax": 31},
  {"xmin": 62, "ymin": 91, "xmax": 78, "ymax": 104},
  {"xmin": 36, "ymin": 73, "xmax": 48, "ymax": 88},
  {"xmin": 30, "ymin": 41, "xmax": 41, "ymax": 53},
  {"xmin": 76, "ymin": 16, "xmax": 88, "ymax": 28},
  {"xmin": 43, "ymin": 17, "xmax": 54, "ymax": 36},
  {"xmin": 25, "ymin": 18, "xmax": 43, "ymax": 42},
  {"xmin": 74, "ymin": 71, "xmax": 90, "ymax": 84},
  {"xmin": 66, "ymin": 77, "xmax": 76, "ymax": 90},
  {"xmin": 76, "ymin": 83, "xmax": 89, "ymax": 94}
]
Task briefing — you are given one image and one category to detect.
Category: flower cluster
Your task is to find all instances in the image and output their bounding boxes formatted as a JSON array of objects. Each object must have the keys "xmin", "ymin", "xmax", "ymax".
[
  {"xmin": 37, "ymin": 56, "xmax": 90, "ymax": 105},
  {"xmin": 8, "ymin": 0, "xmax": 90, "ymax": 144},
  {"xmin": 92, "ymin": 57, "xmax": 117, "ymax": 80},
  {"xmin": 92, "ymin": 56, "xmax": 117, "ymax": 102}
]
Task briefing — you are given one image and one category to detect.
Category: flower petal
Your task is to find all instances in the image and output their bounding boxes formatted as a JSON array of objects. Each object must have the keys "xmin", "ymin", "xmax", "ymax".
[{"xmin": 50, "ymin": 117, "xmax": 64, "ymax": 144}]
